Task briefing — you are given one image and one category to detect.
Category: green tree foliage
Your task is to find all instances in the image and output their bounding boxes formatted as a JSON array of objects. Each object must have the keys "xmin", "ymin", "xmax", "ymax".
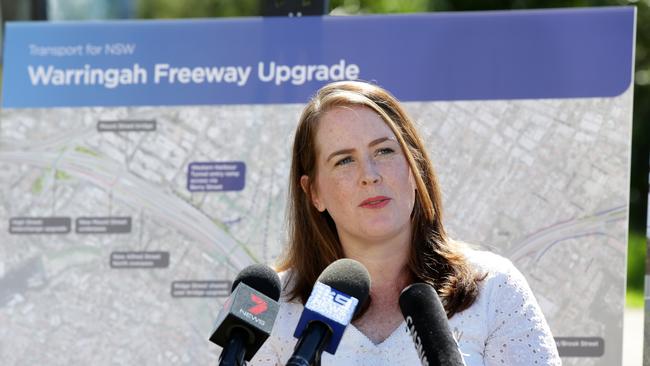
[{"xmin": 137, "ymin": 0, "xmax": 260, "ymax": 18}]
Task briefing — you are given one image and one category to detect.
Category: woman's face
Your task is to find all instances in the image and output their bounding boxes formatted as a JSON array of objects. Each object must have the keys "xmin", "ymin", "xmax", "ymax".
[{"xmin": 304, "ymin": 105, "xmax": 417, "ymax": 246}]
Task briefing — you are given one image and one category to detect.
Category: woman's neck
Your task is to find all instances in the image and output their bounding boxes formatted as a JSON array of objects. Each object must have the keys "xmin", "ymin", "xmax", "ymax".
[
  {"xmin": 341, "ymin": 229, "xmax": 413, "ymax": 318},
  {"xmin": 343, "ymin": 237, "xmax": 413, "ymax": 344},
  {"xmin": 340, "ymin": 228, "xmax": 412, "ymax": 293},
  {"xmin": 349, "ymin": 252, "xmax": 412, "ymax": 296}
]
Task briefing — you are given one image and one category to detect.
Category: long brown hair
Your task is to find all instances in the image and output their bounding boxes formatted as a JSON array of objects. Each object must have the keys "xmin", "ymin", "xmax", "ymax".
[{"xmin": 277, "ymin": 80, "xmax": 482, "ymax": 318}]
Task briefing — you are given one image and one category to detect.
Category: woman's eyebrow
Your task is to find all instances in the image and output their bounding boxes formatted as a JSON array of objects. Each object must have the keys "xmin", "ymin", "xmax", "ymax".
[
  {"xmin": 368, "ymin": 136, "xmax": 392, "ymax": 147},
  {"xmin": 326, "ymin": 148, "xmax": 354, "ymax": 163},
  {"xmin": 325, "ymin": 137, "xmax": 395, "ymax": 162}
]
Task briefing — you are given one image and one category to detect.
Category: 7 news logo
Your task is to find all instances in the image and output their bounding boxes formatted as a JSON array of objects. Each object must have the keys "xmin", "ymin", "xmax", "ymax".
[
  {"xmin": 238, "ymin": 293, "xmax": 269, "ymax": 327},
  {"xmin": 248, "ymin": 294, "xmax": 268, "ymax": 315}
]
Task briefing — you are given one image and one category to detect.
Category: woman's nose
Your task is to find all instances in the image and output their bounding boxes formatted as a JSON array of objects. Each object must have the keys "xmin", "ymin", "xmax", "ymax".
[{"xmin": 359, "ymin": 159, "xmax": 382, "ymax": 185}]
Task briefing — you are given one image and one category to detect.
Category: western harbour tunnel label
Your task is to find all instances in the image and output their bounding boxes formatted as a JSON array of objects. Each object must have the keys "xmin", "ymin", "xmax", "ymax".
[{"xmin": 187, "ymin": 162, "xmax": 245, "ymax": 192}]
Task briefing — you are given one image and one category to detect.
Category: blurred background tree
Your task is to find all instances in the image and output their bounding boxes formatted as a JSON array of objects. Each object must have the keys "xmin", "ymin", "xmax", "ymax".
[{"xmin": 1, "ymin": 0, "xmax": 648, "ymax": 303}]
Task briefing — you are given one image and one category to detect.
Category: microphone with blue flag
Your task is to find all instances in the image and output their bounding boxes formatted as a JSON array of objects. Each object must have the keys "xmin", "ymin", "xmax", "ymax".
[{"xmin": 286, "ymin": 258, "xmax": 371, "ymax": 366}]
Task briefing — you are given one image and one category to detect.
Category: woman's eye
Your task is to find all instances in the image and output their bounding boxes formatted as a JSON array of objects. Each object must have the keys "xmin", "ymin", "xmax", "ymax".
[
  {"xmin": 376, "ymin": 147, "xmax": 395, "ymax": 156},
  {"xmin": 335, "ymin": 156, "xmax": 353, "ymax": 166}
]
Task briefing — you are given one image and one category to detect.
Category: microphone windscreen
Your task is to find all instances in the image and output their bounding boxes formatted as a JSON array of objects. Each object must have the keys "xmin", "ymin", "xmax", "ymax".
[
  {"xmin": 210, "ymin": 264, "xmax": 281, "ymax": 361},
  {"xmin": 232, "ymin": 263, "xmax": 281, "ymax": 301},
  {"xmin": 399, "ymin": 283, "xmax": 464, "ymax": 366},
  {"xmin": 317, "ymin": 258, "xmax": 371, "ymax": 312},
  {"xmin": 291, "ymin": 258, "xmax": 371, "ymax": 355},
  {"xmin": 399, "ymin": 282, "xmax": 447, "ymax": 325}
]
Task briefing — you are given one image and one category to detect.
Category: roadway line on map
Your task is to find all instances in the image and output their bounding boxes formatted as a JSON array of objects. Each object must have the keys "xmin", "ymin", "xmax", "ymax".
[
  {"xmin": 507, "ymin": 205, "xmax": 627, "ymax": 263},
  {"xmin": 0, "ymin": 149, "xmax": 255, "ymax": 271}
]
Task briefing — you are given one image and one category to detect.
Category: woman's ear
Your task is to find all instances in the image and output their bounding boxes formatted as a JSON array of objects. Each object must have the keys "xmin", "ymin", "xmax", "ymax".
[
  {"xmin": 408, "ymin": 167, "xmax": 418, "ymax": 192},
  {"xmin": 300, "ymin": 175, "xmax": 325, "ymax": 212}
]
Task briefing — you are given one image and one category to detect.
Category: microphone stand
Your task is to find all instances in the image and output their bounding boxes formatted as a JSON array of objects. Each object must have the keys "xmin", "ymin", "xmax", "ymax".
[
  {"xmin": 286, "ymin": 322, "xmax": 331, "ymax": 366},
  {"xmin": 219, "ymin": 327, "xmax": 249, "ymax": 366}
]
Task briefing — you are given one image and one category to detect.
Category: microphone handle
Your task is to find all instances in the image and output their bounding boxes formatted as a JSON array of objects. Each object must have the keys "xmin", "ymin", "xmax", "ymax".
[
  {"xmin": 286, "ymin": 321, "xmax": 331, "ymax": 366},
  {"xmin": 219, "ymin": 327, "xmax": 249, "ymax": 366}
]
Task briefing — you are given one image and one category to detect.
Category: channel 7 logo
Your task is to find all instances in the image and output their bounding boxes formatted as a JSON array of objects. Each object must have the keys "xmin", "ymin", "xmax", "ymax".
[{"xmin": 248, "ymin": 294, "xmax": 268, "ymax": 315}]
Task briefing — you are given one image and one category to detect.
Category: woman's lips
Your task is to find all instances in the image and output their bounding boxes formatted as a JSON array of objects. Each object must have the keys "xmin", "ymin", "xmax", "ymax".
[{"xmin": 359, "ymin": 196, "xmax": 391, "ymax": 208}]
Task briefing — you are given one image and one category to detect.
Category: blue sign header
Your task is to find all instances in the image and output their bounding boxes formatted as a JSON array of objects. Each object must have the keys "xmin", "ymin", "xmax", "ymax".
[{"xmin": 1, "ymin": 7, "xmax": 635, "ymax": 108}]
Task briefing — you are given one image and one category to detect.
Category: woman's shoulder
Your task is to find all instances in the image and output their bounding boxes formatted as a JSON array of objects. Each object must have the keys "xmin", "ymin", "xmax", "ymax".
[
  {"xmin": 459, "ymin": 244, "xmax": 517, "ymax": 278},
  {"xmin": 458, "ymin": 244, "xmax": 540, "ymax": 311},
  {"xmin": 455, "ymin": 245, "xmax": 561, "ymax": 364},
  {"xmin": 458, "ymin": 244, "xmax": 534, "ymax": 297}
]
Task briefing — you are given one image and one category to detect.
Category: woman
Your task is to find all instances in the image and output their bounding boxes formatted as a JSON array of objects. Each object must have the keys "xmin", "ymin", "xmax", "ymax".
[{"xmin": 251, "ymin": 81, "xmax": 560, "ymax": 365}]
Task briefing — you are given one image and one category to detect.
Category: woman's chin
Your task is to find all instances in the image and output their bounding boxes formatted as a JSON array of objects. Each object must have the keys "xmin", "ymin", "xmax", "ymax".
[{"xmin": 357, "ymin": 221, "xmax": 409, "ymax": 240}]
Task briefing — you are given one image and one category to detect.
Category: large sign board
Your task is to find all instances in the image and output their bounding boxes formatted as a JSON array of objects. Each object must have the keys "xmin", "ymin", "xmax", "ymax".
[{"xmin": 0, "ymin": 8, "xmax": 635, "ymax": 365}]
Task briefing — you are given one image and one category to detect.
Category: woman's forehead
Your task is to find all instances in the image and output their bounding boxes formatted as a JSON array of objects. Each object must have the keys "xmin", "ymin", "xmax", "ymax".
[{"xmin": 317, "ymin": 105, "xmax": 394, "ymax": 137}]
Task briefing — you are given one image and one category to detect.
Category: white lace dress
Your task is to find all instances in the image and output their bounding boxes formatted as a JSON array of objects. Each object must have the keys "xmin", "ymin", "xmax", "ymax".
[{"xmin": 249, "ymin": 249, "xmax": 561, "ymax": 365}]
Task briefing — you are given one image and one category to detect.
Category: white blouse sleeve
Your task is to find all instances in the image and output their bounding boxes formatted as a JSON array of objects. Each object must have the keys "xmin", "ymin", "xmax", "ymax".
[{"xmin": 482, "ymin": 258, "xmax": 561, "ymax": 365}]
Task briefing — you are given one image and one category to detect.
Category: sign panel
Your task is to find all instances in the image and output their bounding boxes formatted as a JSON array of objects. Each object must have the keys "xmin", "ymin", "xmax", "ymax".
[{"xmin": 0, "ymin": 8, "xmax": 635, "ymax": 366}]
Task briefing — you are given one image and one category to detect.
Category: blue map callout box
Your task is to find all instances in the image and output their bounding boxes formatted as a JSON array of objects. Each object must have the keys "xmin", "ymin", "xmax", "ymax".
[{"xmin": 187, "ymin": 161, "xmax": 246, "ymax": 192}]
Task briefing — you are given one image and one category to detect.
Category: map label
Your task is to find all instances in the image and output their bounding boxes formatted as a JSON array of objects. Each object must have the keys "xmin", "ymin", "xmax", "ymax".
[
  {"xmin": 97, "ymin": 120, "xmax": 156, "ymax": 132},
  {"xmin": 171, "ymin": 280, "xmax": 230, "ymax": 297},
  {"xmin": 76, "ymin": 216, "xmax": 132, "ymax": 234},
  {"xmin": 110, "ymin": 251, "xmax": 169, "ymax": 268},
  {"xmin": 9, "ymin": 217, "xmax": 71, "ymax": 234},
  {"xmin": 187, "ymin": 162, "xmax": 245, "ymax": 192}
]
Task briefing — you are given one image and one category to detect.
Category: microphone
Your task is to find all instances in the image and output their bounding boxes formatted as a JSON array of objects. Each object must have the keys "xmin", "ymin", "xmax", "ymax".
[
  {"xmin": 287, "ymin": 258, "xmax": 371, "ymax": 366},
  {"xmin": 399, "ymin": 283, "xmax": 465, "ymax": 366},
  {"xmin": 209, "ymin": 264, "xmax": 282, "ymax": 366}
]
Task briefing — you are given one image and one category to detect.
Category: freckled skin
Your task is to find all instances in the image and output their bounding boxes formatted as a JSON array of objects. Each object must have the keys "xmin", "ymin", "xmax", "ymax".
[{"xmin": 308, "ymin": 105, "xmax": 417, "ymax": 248}]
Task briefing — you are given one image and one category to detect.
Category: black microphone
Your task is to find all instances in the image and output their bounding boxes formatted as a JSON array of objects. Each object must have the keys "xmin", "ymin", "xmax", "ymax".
[
  {"xmin": 286, "ymin": 258, "xmax": 371, "ymax": 366},
  {"xmin": 399, "ymin": 283, "xmax": 465, "ymax": 366},
  {"xmin": 209, "ymin": 264, "xmax": 282, "ymax": 366}
]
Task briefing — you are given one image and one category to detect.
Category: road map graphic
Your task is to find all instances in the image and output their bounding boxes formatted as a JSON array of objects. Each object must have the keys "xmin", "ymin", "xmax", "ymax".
[{"xmin": 0, "ymin": 90, "xmax": 632, "ymax": 365}]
